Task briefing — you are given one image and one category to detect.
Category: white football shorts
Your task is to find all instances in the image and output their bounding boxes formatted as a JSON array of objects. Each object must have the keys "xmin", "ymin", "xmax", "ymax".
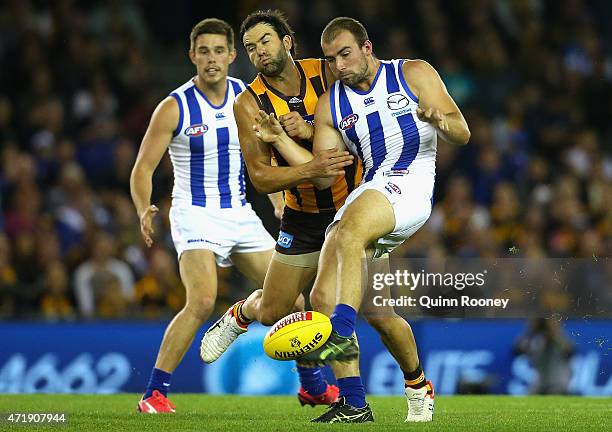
[
  {"xmin": 169, "ymin": 202, "xmax": 275, "ymax": 267},
  {"xmin": 327, "ymin": 171, "xmax": 434, "ymax": 257}
]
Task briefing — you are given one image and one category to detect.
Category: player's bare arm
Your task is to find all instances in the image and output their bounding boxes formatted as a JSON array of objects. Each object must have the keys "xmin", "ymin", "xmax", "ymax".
[
  {"xmin": 253, "ymin": 107, "xmax": 353, "ymax": 188},
  {"xmin": 130, "ymin": 96, "xmax": 178, "ymax": 247},
  {"xmin": 311, "ymin": 90, "xmax": 352, "ymax": 190},
  {"xmin": 238, "ymin": 91, "xmax": 352, "ymax": 192},
  {"xmin": 404, "ymin": 59, "xmax": 470, "ymax": 145},
  {"xmin": 235, "ymin": 91, "xmax": 324, "ymax": 193}
]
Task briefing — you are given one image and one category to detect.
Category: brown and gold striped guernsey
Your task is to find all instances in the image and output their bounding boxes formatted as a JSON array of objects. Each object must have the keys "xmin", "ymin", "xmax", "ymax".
[{"xmin": 247, "ymin": 58, "xmax": 363, "ymax": 214}]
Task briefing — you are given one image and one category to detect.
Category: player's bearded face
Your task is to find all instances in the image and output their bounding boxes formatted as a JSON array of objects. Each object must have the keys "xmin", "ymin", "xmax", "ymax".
[
  {"xmin": 259, "ymin": 45, "xmax": 288, "ymax": 77},
  {"xmin": 338, "ymin": 52, "xmax": 370, "ymax": 87}
]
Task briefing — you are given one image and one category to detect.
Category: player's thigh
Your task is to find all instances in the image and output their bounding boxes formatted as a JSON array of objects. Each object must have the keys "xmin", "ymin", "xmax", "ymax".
[
  {"xmin": 336, "ymin": 189, "xmax": 396, "ymax": 247},
  {"xmin": 178, "ymin": 249, "xmax": 218, "ymax": 307},
  {"xmin": 231, "ymin": 248, "xmax": 273, "ymax": 288},
  {"xmin": 260, "ymin": 258, "xmax": 317, "ymax": 318}
]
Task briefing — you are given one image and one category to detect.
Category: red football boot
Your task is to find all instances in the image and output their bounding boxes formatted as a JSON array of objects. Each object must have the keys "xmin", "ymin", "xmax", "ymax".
[
  {"xmin": 137, "ymin": 390, "xmax": 176, "ymax": 414},
  {"xmin": 297, "ymin": 384, "xmax": 340, "ymax": 407}
]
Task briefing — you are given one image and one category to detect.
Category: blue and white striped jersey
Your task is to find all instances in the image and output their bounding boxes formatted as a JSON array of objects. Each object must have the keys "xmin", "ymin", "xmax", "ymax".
[
  {"xmin": 169, "ymin": 77, "xmax": 247, "ymax": 208},
  {"xmin": 329, "ymin": 60, "xmax": 437, "ymax": 183}
]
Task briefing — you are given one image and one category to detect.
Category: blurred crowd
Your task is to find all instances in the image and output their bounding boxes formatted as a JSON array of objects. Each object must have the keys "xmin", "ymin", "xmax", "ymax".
[{"xmin": 0, "ymin": 0, "xmax": 610, "ymax": 320}]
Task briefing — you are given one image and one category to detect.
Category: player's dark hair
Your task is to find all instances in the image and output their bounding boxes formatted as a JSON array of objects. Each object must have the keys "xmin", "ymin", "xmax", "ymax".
[
  {"xmin": 190, "ymin": 18, "xmax": 234, "ymax": 51},
  {"xmin": 239, "ymin": 9, "xmax": 296, "ymax": 57},
  {"xmin": 321, "ymin": 17, "xmax": 369, "ymax": 47}
]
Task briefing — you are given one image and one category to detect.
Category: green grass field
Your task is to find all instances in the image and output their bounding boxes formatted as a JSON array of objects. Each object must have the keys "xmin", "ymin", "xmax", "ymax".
[{"xmin": 0, "ymin": 394, "xmax": 610, "ymax": 431}]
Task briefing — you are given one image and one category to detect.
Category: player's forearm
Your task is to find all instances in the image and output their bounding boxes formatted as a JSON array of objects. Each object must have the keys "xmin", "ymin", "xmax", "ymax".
[
  {"xmin": 130, "ymin": 165, "xmax": 154, "ymax": 217},
  {"xmin": 250, "ymin": 164, "xmax": 311, "ymax": 194},
  {"xmin": 439, "ymin": 112, "xmax": 470, "ymax": 145},
  {"xmin": 272, "ymin": 133, "xmax": 314, "ymax": 166}
]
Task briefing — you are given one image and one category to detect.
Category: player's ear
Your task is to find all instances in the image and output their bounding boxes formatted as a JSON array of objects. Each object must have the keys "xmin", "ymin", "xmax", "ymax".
[
  {"xmin": 189, "ymin": 49, "xmax": 196, "ymax": 65},
  {"xmin": 228, "ymin": 48, "xmax": 237, "ymax": 64},
  {"xmin": 363, "ymin": 40, "xmax": 373, "ymax": 55},
  {"xmin": 283, "ymin": 35, "xmax": 293, "ymax": 53}
]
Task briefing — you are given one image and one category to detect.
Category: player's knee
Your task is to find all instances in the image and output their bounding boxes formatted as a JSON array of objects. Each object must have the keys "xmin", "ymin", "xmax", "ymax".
[
  {"xmin": 258, "ymin": 305, "xmax": 285, "ymax": 326},
  {"xmin": 185, "ymin": 295, "xmax": 216, "ymax": 322},
  {"xmin": 335, "ymin": 219, "xmax": 367, "ymax": 251},
  {"xmin": 310, "ymin": 288, "xmax": 333, "ymax": 316}
]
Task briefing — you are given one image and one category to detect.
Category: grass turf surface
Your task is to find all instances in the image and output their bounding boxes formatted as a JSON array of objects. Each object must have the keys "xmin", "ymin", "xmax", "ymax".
[{"xmin": 0, "ymin": 394, "xmax": 610, "ymax": 431}]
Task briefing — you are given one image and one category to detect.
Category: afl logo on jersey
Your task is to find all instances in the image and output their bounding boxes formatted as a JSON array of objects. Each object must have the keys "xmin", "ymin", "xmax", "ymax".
[
  {"xmin": 339, "ymin": 113, "xmax": 359, "ymax": 130},
  {"xmin": 184, "ymin": 124, "xmax": 209, "ymax": 137},
  {"xmin": 387, "ymin": 93, "xmax": 410, "ymax": 110}
]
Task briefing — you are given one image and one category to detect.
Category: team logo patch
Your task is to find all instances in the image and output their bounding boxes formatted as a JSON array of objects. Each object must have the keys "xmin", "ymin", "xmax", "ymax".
[
  {"xmin": 184, "ymin": 123, "xmax": 209, "ymax": 137},
  {"xmin": 364, "ymin": 97, "xmax": 375, "ymax": 107},
  {"xmin": 277, "ymin": 231, "xmax": 294, "ymax": 248},
  {"xmin": 339, "ymin": 113, "xmax": 359, "ymax": 130},
  {"xmin": 387, "ymin": 93, "xmax": 410, "ymax": 110},
  {"xmin": 384, "ymin": 182, "xmax": 402, "ymax": 194}
]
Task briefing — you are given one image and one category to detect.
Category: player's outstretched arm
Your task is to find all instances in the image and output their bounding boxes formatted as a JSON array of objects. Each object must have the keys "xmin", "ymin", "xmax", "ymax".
[
  {"xmin": 130, "ymin": 96, "xmax": 178, "ymax": 247},
  {"xmin": 253, "ymin": 109, "xmax": 353, "ymax": 187},
  {"xmin": 404, "ymin": 60, "xmax": 471, "ymax": 145},
  {"xmin": 235, "ymin": 92, "xmax": 318, "ymax": 194},
  {"xmin": 311, "ymin": 91, "xmax": 351, "ymax": 190}
]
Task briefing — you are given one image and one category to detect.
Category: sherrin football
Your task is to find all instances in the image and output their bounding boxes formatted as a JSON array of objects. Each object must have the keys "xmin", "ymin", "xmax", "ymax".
[{"xmin": 263, "ymin": 311, "xmax": 332, "ymax": 360}]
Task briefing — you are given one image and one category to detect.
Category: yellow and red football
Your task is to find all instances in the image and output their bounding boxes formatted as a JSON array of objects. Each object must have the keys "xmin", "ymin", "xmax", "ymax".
[{"xmin": 263, "ymin": 311, "xmax": 332, "ymax": 360}]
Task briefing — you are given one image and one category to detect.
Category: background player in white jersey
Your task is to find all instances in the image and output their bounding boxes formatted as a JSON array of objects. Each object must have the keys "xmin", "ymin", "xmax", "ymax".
[
  {"xmin": 254, "ymin": 17, "xmax": 470, "ymax": 423},
  {"xmin": 130, "ymin": 18, "xmax": 278, "ymax": 413}
]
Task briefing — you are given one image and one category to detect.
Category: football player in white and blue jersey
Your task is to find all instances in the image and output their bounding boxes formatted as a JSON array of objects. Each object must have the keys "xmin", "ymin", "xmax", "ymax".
[
  {"xmin": 254, "ymin": 17, "xmax": 470, "ymax": 423},
  {"xmin": 130, "ymin": 18, "xmax": 278, "ymax": 413}
]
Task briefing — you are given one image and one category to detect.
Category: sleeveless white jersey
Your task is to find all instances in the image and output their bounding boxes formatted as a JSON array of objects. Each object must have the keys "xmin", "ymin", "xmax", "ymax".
[
  {"xmin": 169, "ymin": 76, "xmax": 246, "ymax": 208},
  {"xmin": 330, "ymin": 60, "xmax": 437, "ymax": 183}
]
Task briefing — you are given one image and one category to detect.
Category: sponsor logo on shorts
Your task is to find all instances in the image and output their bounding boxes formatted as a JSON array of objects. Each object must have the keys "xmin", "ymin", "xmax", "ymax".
[
  {"xmin": 187, "ymin": 238, "xmax": 222, "ymax": 246},
  {"xmin": 339, "ymin": 113, "xmax": 359, "ymax": 130},
  {"xmin": 277, "ymin": 231, "xmax": 294, "ymax": 249},
  {"xmin": 184, "ymin": 123, "xmax": 208, "ymax": 137},
  {"xmin": 384, "ymin": 182, "xmax": 402, "ymax": 195},
  {"xmin": 387, "ymin": 93, "xmax": 410, "ymax": 110}
]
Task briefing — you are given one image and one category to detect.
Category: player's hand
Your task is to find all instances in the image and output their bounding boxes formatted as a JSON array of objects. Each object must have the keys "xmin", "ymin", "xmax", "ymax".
[
  {"xmin": 279, "ymin": 111, "xmax": 314, "ymax": 141},
  {"xmin": 253, "ymin": 110, "xmax": 285, "ymax": 144},
  {"xmin": 139, "ymin": 205, "xmax": 159, "ymax": 248},
  {"xmin": 306, "ymin": 149, "xmax": 354, "ymax": 179},
  {"xmin": 416, "ymin": 107, "xmax": 449, "ymax": 133}
]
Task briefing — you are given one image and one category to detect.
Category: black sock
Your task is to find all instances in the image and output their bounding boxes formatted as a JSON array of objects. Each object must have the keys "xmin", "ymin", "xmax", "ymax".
[{"xmin": 404, "ymin": 363, "xmax": 426, "ymax": 389}]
